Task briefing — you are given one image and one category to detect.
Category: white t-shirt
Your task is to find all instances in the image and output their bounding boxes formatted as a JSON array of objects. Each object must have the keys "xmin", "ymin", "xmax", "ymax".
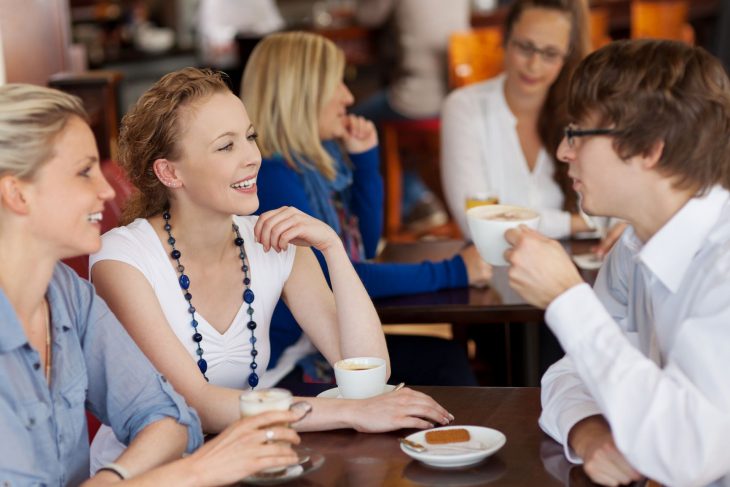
[
  {"xmin": 441, "ymin": 74, "xmax": 571, "ymax": 239},
  {"xmin": 88, "ymin": 215, "xmax": 295, "ymax": 473}
]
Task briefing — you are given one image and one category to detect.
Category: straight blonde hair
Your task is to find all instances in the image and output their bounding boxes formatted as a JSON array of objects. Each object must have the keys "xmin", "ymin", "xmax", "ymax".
[
  {"xmin": 242, "ymin": 31, "xmax": 345, "ymax": 180},
  {"xmin": 0, "ymin": 84, "xmax": 88, "ymax": 180}
]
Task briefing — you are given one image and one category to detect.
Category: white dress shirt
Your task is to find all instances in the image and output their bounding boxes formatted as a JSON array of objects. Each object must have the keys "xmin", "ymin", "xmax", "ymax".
[
  {"xmin": 441, "ymin": 74, "xmax": 571, "ymax": 239},
  {"xmin": 540, "ymin": 186, "xmax": 730, "ymax": 487}
]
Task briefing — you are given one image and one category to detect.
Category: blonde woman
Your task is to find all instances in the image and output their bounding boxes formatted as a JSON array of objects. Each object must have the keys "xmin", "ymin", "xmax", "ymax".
[
  {"xmin": 89, "ymin": 68, "xmax": 453, "ymax": 470},
  {"xmin": 0, "ymin": 84, "xmax": 305, "ymax": 486},
  {"xmin": 244, "ymin": 31, "xmax": 488, "ymax": 387}
]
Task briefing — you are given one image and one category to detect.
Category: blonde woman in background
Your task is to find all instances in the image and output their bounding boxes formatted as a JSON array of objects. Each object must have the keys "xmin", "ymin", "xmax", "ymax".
[
  {"xmin": 0, "ymin": 84, "xmax": 305, "ymax": 486},
  {"xmin": 89, "ymin": 67, "xmax": 453, "ymax": 471},
  {"xmin": 245, "ymin": 31, "xmax": 487, "ymax": 388}
]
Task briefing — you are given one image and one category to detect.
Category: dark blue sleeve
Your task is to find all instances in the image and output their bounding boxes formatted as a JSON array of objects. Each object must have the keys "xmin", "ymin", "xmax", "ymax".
[
  {"xmin": 348, "ymin": 147, "xmax": 383, "ymax": 259},
  {"xmin": 255, "ymin": 157, "xmax": 315, "ymax": 216}
]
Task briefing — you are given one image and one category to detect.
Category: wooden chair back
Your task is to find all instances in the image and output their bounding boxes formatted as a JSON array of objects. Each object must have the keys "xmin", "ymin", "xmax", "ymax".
[
  {"xmin": 631, "ymin": 0, "xmax": 695, "ymax": 44},
  {"xmin": 448, "ymin": 26, "xmax": 505, "ymax": 90},
  {"xmin": 589, "ymin": 7, "xmax": 613, "ymax": 50}
]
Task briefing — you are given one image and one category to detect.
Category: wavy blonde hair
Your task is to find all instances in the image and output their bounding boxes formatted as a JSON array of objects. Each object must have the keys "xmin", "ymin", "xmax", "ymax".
[
  {"xmin": 0, "ymin": 84, "xmax": 88, "ymax": 180},
  {"xmin": 242, "ymin": 31, "xmax": 345, "ymax": 180},
  {"xmin": 118, "ymin": 68, "xmax": 231, "ymax": 224}
]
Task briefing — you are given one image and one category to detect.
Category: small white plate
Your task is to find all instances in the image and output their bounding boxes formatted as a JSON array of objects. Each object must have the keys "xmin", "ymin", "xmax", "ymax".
[
  {"xmin": 317, "ymin": 384, "xmax": 396, "ymax": 399},
  {"xmin": 400, "ymin": 425, "xmax": 506, "ymax": 468},
  {"xmin": 572, "ymin": 252, "xmax": 603, "ymax": 270}
]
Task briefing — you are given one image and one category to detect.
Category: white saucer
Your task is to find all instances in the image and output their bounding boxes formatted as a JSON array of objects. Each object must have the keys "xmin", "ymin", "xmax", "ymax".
[
  {"xmin": 572, "ymin": 252, "xmax": 603, "ymax": 270},
  {"xmin": 317, "ymin": 384, "xmax": 396, "ymax": 399},
  {"xmin": 400, "ymin": 425, "xmax": 506, "ymax": 468},
  {"xmin": 242, "ymin": 449, "xmax": 324, "ymax": 485}
]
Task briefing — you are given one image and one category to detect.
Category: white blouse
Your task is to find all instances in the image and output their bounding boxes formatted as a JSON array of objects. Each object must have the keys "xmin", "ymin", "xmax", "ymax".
[
  {"xmin": 440, "ymin": 74, "xmax": 571, "ymax": 239},
  {"xmin": 88, "ymin": 215, "xmax": 295, "ymax": 473}
]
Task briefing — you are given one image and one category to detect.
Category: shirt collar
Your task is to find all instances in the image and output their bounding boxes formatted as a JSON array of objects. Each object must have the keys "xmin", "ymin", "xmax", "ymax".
[
  {"xmin": 637, "ymin": 185, "xmax": 730, "ymax": 293},
  {"xmin": 0, "ymin": 287, "xmax": 28, "ymax": 353}
]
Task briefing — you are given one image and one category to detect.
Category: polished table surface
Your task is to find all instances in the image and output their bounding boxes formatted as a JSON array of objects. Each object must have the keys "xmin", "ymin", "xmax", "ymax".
[
  {"xmin": 373, "ymin": 239, "xmax": 598, "ymax": 325},
  {"xmin": 284, "ymin": 385, "xmax": 599, "ymax": 486}
]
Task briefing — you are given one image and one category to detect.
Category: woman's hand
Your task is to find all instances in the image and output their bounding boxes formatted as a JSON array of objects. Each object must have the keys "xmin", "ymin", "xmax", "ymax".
[
  {"xmin": 342, "ymin": 115, "xmax": 378, "ymax": 154},
  {"xmin": 345, "ymin": 388, "xmax": 454, "ymax": 433},
  {"xmin": 459, "ymin": 245, "xmax": 492, "ymax": 288},
  {"xmin": 186, "ymin": 410, "xmax": 303, "ymax": 487},
  {"xmin": 591, "ymin": 222, "xmax": 627, "ymax": 259},
  {"xmin": 255, "ymin": 206, "xmax": 341, "ymax": 253}
]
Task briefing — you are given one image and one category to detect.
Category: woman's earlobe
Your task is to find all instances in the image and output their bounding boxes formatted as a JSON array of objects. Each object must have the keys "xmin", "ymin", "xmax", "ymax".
[
  {"xmin": 152, "ymin": 158, "xmax": 183, "ymax": 188},
  {"xmin": 0, "ymin": 176, "xmax": 30, "ymax": 214}
]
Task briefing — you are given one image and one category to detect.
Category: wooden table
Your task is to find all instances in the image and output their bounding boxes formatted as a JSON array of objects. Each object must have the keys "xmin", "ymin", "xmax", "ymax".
[
  {"xmin": 286, "ymin": 385, "xmax": 599, "ymax": 486},
  {"xmin": 374, "ymin": 239, "xmax": 598, "ymax": 326}
]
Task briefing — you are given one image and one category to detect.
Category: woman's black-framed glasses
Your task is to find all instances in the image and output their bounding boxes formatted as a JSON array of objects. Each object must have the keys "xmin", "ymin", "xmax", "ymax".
[{"xmin": 564, "ymin": 125, "xmax": 617, "ymax": 148}]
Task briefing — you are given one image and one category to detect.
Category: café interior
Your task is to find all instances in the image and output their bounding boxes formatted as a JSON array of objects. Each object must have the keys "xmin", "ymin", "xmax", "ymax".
[{"xmin": 1, "ymin": 0, "xmax": 728, "ymax": 486}]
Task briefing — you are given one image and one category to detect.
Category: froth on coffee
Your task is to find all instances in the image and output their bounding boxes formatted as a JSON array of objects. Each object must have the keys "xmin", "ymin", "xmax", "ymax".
[
  {"xmin": 481, "ymin": 208, "xmax": 538, "ymax": 222},
  {"xmin": 336, "ymin": 362, "xmax": 379, "ymax": 371}
]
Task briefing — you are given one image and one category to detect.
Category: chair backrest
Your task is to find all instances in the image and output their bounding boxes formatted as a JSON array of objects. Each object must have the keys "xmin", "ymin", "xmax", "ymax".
[
  {"xmin": 448, "ymin": 26, "xmax": 505, "ymax": 90},
  {"xmin": 589, "ymin": 7, "xmax": 613, "ymax": 50},
  {"xmin": 631, "ymin": 0, "xmax": 695, "ymax": 44}
]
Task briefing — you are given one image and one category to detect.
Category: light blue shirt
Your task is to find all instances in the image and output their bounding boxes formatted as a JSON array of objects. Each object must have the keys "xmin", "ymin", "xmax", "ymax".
[{"xmin": 0, "ymin": 264, "xmax": 203, "ymax": 486}]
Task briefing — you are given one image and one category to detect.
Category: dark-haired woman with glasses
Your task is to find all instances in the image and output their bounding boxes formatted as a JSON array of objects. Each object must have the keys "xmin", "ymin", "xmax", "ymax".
[{"xmin": 442, "ymin": 0, "xmax": 599, "ymax": 241}]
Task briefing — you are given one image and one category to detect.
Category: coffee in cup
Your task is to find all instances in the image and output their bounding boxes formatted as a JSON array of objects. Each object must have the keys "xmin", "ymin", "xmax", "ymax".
[
  {"xmin": 334, "ymin": 357, "xmax": 386, "ymax": 399},
  {"xmin": 466, "ymin": 204, "xmax": 540, "ymax": 266}
]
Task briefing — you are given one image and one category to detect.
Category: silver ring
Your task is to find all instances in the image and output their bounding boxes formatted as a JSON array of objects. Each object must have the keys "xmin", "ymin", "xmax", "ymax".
[{"xmin": 265, "ymin": 429, "xmax": 275, "ymax": 441}]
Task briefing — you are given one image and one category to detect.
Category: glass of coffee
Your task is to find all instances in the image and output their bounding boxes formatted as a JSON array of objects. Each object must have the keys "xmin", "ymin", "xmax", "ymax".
[
  {"xmin": 466, "ymin": 204, "xmax": 540, "ymax": 266},
  {"xmin": 240, "ymin": 388, "xmax": 294, "ymax": 474}
]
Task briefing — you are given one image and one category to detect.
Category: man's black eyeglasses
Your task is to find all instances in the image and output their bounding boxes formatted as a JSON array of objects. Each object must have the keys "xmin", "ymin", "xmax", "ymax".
[{"xmin": 564, "ymin": 125, "xmax": 617, "ymax": 147}]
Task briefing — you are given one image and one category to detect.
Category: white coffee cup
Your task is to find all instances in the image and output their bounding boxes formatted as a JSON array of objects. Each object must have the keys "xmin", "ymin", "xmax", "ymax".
[
  {"xmin": 334, "ymin": 357, "xmax": 387, "ymax": 399},
  {"xmin": 467, "ymin": 204, "xmax": 540, "ymax": 266}
]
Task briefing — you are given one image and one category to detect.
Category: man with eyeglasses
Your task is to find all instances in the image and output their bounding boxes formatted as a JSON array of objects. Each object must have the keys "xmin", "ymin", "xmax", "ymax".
[{"xmin": 505, "ymin": 39, "xmax": 730, "ymax": 487}]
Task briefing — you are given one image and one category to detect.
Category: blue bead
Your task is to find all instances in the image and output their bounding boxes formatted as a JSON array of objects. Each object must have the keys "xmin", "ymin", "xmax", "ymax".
[
  {"xmin": 244, "ymin": 277, "xmax": 251, "ymax": 285},
  {"xmin": 243, "ymin": 289, "xmax": 255, "ymax": 304},
  {"xmin": 164, "ymin": 223, "xmax": 171, "ymax": 231},
  {"xmin": 247, "ymin": 320, "xmax": 257, "ymax": 330},
  {"xmin": 163, "ymin": 211, "xmax": 170, "ymax": 220},
  {"xmin": 251, "ymin": 349, "xmax": 258, "ymax": 357},
  {"xmin": 250, "ymin": 362, "xmax": 258, "ymax": 370},
  {"xmin": 196, "ymin": 348, "xmax": 204, "ymax": 356},
  {"xmin": 192, "ymin": 333, "xmax": 202, "ymax": 343},
  {"xmin": 198, "ymin": 359, "xmax": 208, "ymax": 374},
  {"xmin": 188, "ymin": 306, "xmax": 196, "ymax": 314},
  {"xmin": 179, "ymin": 274, "xmax": 190, "ymax": 290},
  {"xmin": 234, "ymin": 237, "xmax": 244, "ymax": 246},
  {"xmin": 191, "ymin": 319, "xmax": 198, "ymax": 327},
  {"xmin": 184, "ymin": 292, "xmax": 192, "ymax": 301},
  {"xmin": 171, "ymin": 249, "xmax": 181, "ymax": 259},
  {"xmin": 248, "ymin": 373, "xmax": 259, "ymax": 388},
  {"xmin": 249, "ymin": 336, "xmax": 257, "ymax": 344},
  {"xmin": 168, "ymin": 237, "xmax": 176, "ymax": 245}
]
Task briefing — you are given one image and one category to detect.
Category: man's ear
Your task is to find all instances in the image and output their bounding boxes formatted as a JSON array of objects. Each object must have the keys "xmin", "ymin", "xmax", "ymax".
[
  {"xmin": 0, "ymin": 175, "xmax": 30, "ymax": 215},
  {"xmin": 640, "ymin": 140, "xmax": 665, "ymax": 170},
  {"xmin": 152, "ymin": 158, "xmax": 183, "ymax": 189}
]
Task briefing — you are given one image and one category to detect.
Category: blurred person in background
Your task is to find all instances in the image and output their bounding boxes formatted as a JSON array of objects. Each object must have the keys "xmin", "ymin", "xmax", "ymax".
[
  {"xmin": 354, "ymin": 0, "xmax": 471, "ymax": 232},
  {"xmin": 244, "ymin": 31, "xmax": 489, "ymax": 389}
]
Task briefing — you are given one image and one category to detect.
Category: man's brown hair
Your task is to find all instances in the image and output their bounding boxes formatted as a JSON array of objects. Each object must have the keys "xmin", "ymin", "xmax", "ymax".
[{"xmin": 567, "ymin": 39, "xmax": 730, "ymax": 193}]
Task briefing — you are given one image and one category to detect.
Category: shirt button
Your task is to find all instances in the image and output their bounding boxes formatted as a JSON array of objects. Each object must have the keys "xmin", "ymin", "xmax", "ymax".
[
  {"xmin": 28, "ymin": 418, "xmax": 35, "ymax": 427},
  {"xmin": 161, "ymin": 375, "xmax": 167, "ymax": 383},
  {"xmin": 33, "ymin": 362, "xmax": 41, "ymax": 370}
]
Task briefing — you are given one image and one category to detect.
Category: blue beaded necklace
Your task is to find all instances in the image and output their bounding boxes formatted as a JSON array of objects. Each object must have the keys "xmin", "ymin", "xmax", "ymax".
[{"xmin": 162, "ymin": 209, "xmax": 259, "ymax": 388}]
